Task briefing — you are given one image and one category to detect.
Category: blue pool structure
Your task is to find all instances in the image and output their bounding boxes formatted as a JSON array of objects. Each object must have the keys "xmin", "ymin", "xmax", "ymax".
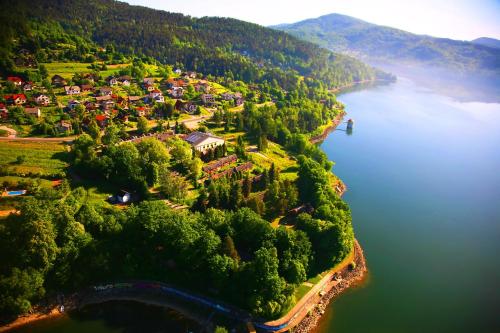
[{"xmin": 6, "ymin": 190, "xmax": 26, "ymax": 196}]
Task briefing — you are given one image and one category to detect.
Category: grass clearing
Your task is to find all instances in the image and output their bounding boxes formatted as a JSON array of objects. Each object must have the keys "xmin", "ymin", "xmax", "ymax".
[{"xmin": 0, "ymin": 140, "xmax": 69, "ymax": 177}]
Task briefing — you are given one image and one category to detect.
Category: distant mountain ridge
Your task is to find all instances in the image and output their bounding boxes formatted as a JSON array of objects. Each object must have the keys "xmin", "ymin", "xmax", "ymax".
[
  {"xmin": 472, "ymin": 37, "xmax": 500, "ymax": 50},
  {"xmin": 274, "ymin": 13, "xmax": 500, "ymax": 76}
]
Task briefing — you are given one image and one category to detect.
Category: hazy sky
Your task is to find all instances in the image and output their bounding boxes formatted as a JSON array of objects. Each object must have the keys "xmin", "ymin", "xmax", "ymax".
[{"xmin": 124, "ymin": 0, "xmax": 500, "ymax": 40}]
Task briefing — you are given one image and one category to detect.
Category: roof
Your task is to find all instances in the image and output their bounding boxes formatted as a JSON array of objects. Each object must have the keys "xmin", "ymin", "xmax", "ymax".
[
  {"xmin": 100, "ymin": 87, "xmax": 112, "ymax": 91},
  {"xmin": 184, "ymin": 131, "xmax": 223, "ymax": 146},
  {"xmin": 7, "ymin": 76, "xmax": 22, "ymax": 82},
  {"xmin": 95, "ymin": 95, "xmax": 112, "ymax": 101},
  {"xmin": 24, "ymin": 107, "xmax": 40, "ymax": 112},
  {"xmin": 95, "ymin": 115, "xmax": 107, "ymax": 121},
  {"xmin": 128, "ymin": 96, "xmax": 142, "ymax": 101},
  {"xmin": 151, "ymin": 89, "xmax": 161, "ymax": 93},
  {"xmin": 5, "ymin": 94, "xmax": 26, "ymax": 100}
]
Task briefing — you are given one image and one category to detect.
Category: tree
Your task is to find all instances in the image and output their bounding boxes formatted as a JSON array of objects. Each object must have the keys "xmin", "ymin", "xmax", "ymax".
[
  {"xmin": 102, "ymin": 124, "xmax": 121, "ymax": 145},
  {"xmin": 137, "ymin": 116, "xmax": 149, "ymax": 134},
  {"xmin": 187, "ymin": 157, "xmax": 203, "ymax": 180},
  {"xmin": 158, "ymin": 169, "xmax": 189, "ymax": 202},
  {"xmin": 242, "ymin": 174, "xmax": 252, "ymax": 198},
  {"xmin": 38, "ymin": 64, "xmax": 49, "ymax": 79},
  {"xmin": 87, "ymin": 120, "xmax": 101, "ymax": 142},
  {"xmin": 222, "ymin": 235, "xmax": 240, "ymax": 263},
  {"xmin": 229, "ymin": 181, "xmax": 243, "ymax": 210},
  {"xmin": 166, "ymin": 137, "xmax": 192, "ymax": 171},
  {"xmin": 0, "ymin": 268, "xmax": 45, "ymax": 316},
  {"xmin": 72, "ymin": 134, "xmax": 96, "ymax": 165}
]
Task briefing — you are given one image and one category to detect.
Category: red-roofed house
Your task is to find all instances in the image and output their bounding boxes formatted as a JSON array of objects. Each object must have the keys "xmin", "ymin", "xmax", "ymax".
[
  {"xmin": 95, "ymin": 114, "xmax": 108, "ymax": 127},
  {"xmin": 5, "ymin": 94, "xmax": 27, "ymax": 105},
  {"xmin": 7, "ymin": 76, "xmax": 23, "ymax": 86}
]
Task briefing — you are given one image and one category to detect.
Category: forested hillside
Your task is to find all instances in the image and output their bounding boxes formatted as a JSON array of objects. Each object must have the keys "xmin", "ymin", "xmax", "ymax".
[
  {"xmin": 275, "ymin": 13, "xmax": 500, "ymax": 76},
  {"xmin": 0, "ymin": 0, "xmax": 391, "ymax": 90}
]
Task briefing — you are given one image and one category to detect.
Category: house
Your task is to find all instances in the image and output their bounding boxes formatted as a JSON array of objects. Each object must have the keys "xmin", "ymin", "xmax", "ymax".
[
  {"xmin": 56, "ymin": 120, "xmax": 73, "ymax": 134},
  {"xmin": 117, "ymin": 190, "xmax": 131, "ymax": 203},
  {"xmin": 201, "ymin": 94, "xmax": 215, "ymax": 105},
  {"xmin": 34, "ymin": 94, "xmax": 50, "ymax": 106},
  {"xmin": 99, "ymin": 87, "xmax": 113, "ymax": 96},
  {"xmin": 149, "ymin": 89, "xmax": 164, "ymax": 103},
  {"xmin": 174, "ymin": 68, "xmax": 182, "ymax": 75},
  {"xmin": 64, "ymin": 85, "xmax": 81, "ymax": 95},
  {"xmin": 95, "ymin": 114, "xmax": 108, "ymax": 127},
  {"xmin": 175, "ymin": 100, "xmax": 197, "ymax": 114},
  {"xmin": 67, "ymin": 100, "xmax": 81, "ymax": 110},
  {"xmin": 106, "ymin": 76, "xmax": 118, "ymax": 86},
  {"xmin": 5, "ymin": 94, "xmax": 27, "ymax": 105},
  {"xmin": 194, "ymin": 80, "xmax": 210, "ymax": 93},
  {"xmin": 84, "ymin": 101, "xmax": 98, "ymax": 111},
  {"xmin": 235, "ymin": 96, "xmax": 245, "ymax": 106},
  {"xmin": 128, "ymin": 96, "xmax": 142, "ymax": 104},
  {"xmin": 136, "ymin": 106, "xmax": 148, "ymax": 117},
  {"xmin": 184, "ymin": 131, "xmax": 225, "ymax": 153},
  {"xmin": 118, "ymin": 75, "xmax": 131, "ymax": 86},
  {"xmin": 143, "ymin": 78, "xmax": 155, "ymax": 86},
  {"xmin": 221, "ymin": 92, "xmax": 234, "ymax": 101},
  {"xmin": 143, "ymin": 83, "xmax": 155, "ymax": 92},
  {"xmin": 149, "ymin": 89, "xmax": 162, "ymax": 99},
  {"xmin": 101, "ymin": 100, "xmax": 115, "ymax": 110},
  {"xmin": 95, "ymin": 95, "xmax": 112, "ymax": 102},
  {"xmin": 22, "ymin": 82, "xmax": 33, "ymax": 91},
  {"xmin": 169, "ymin": 87, "xmax": 184, "ymax": 99},
  {"xmin": 81, "ymin": 84, "xmax": 93, "ymax": 92},
  {"xmin": 7, "ymin": 76, "xmax": 23, "ymax": 86},
  {"xmin": 51, "ymin": 75, "xmax": 67, "ymax": 87},
  {"xmin": 83, "ymin": 73, "xmax": 99, "ymax": 83},
  {"xmin": 182, "ymin": 71, "xmax": 197, "ymax": 79},
  {"xmin": 24, "ymin": 107, "xmax": 41, "ymax": 118}
]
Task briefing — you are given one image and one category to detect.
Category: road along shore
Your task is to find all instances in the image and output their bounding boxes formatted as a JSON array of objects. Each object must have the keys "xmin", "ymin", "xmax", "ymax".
[{"xmin": 292, "ymin": 239, "xmax": 367, "ymax": 333}]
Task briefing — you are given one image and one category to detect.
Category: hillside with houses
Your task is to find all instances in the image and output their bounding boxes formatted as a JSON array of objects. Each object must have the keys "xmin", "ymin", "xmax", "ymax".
[{"xmin": 0, "ymin": 0, "xmax": 357, "ymax": 326}]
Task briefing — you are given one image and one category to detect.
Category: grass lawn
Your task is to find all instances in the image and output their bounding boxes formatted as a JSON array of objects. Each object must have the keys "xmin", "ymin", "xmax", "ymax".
[
  {"xmin": 42, "ymin": 62, "xmax": 93, "ymax": 79},
  {"xmin": 0, "ymin": 140, "xmax": 69, "ymax": 177},
  {"xmin": 248, "ymin": 142, "xmax": 297, "ymax": 179}
]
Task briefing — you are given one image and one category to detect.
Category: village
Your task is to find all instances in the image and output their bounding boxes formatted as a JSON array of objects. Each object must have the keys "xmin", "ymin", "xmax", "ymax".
[
  {"xmin": 0, "ymin": 62, "xmax": 306, "ymax": 213},
  {"xmin": 0, "ymin": 66, "xmax": 245, "ymax": 136}
]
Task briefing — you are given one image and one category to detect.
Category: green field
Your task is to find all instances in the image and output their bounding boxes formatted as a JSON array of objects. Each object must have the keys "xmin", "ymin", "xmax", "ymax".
[{"xmin": 0, "ymin": 140, "xmax": 69, "ymax": 177}]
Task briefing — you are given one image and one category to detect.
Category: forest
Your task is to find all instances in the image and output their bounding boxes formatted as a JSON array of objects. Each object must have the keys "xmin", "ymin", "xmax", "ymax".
[{"xmin": 0, "ymin": 0, "xmax": 393, "ymax": 90}]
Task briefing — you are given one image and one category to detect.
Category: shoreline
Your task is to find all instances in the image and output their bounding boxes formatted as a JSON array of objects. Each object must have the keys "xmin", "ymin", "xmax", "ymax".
[
  {"xmin": 310, "ymin": 111, "xmax": 346, "ymax": 144},
  {"xmin": 293, "ymin": 239, "xmax": 367, "ymax": 333}
]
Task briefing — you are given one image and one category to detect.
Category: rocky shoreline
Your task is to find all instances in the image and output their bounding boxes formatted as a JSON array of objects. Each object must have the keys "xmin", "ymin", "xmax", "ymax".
[
  {"xmin": 310, "ymin": 111, "xmax": 346, "ymax": 144},
  {"xmin": 293, "ymin": 239, "xmax": 367, "ymax": 333}
]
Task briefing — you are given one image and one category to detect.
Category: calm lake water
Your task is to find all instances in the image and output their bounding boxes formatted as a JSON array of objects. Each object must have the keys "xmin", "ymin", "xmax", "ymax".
[{"xmin": 317, "ymin": 78, "xmax": 500, "ymax": 333}]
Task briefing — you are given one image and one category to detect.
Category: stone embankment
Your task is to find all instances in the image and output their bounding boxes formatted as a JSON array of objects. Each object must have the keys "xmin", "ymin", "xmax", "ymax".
[
  {"xmin": 293, "ymin": 239, "xmax": 367, "ymax": 333},
  {"xmin": 310, "ymin": 112, "xmax": 346, "ymax": 144}
]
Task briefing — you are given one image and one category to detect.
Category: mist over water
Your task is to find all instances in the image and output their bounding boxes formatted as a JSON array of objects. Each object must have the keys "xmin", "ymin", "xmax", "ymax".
[
  {"xmin": 370, "ymin": 62, "xmax": 500, "ymax": 103},
  {"xmin": 317, "ymin": 77, "xmax": 500, "ymax": 333}
]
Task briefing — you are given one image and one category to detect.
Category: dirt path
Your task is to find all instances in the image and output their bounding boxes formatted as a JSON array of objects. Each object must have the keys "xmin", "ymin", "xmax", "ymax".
[{"xmin": 0, "ymin": 126, "xmax": 17, "ymax": 138}]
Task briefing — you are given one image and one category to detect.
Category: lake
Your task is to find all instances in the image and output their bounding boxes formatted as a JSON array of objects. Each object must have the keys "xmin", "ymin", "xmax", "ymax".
[{"xmin": 316, "ymin": 78, "xmax": 500, "ymax": 333}]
